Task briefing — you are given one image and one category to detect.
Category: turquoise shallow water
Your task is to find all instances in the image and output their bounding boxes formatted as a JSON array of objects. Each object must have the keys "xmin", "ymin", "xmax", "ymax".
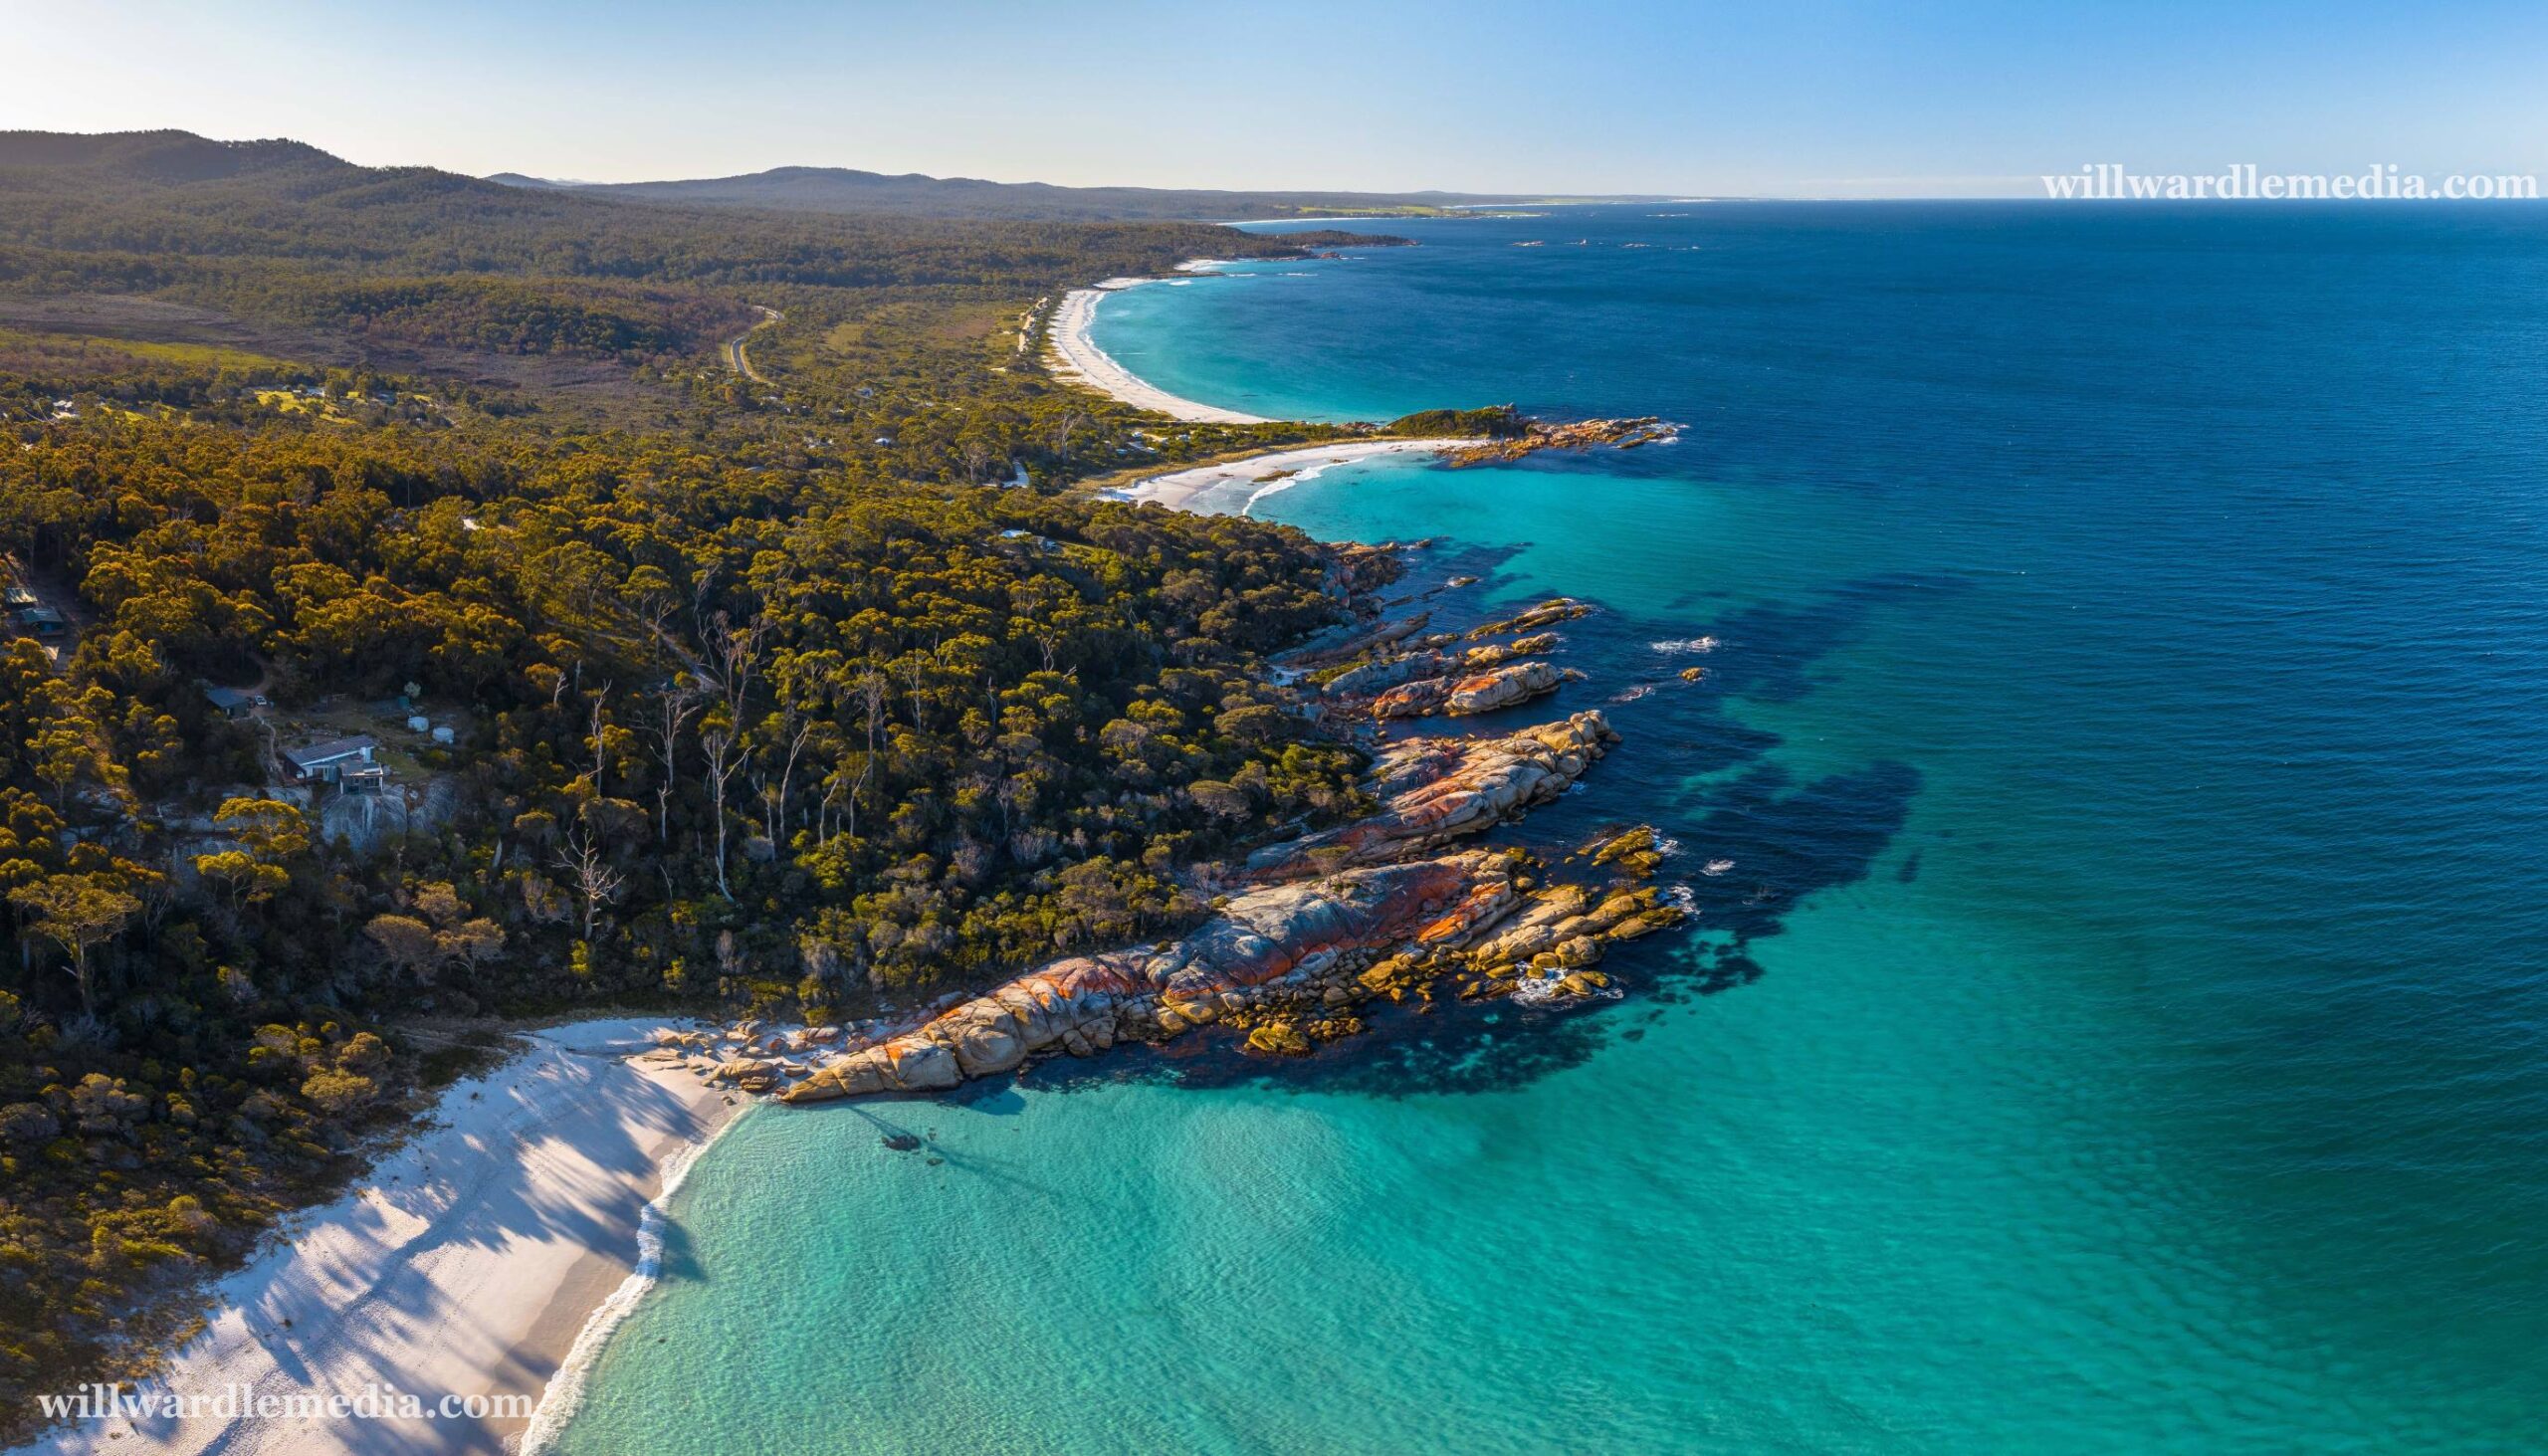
[{"xmin": 559, "ymin": 206, "xmax": 2548, "ymax": 1453}]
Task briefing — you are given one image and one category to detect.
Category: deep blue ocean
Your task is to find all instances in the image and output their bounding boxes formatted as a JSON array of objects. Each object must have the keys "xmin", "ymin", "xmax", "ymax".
[{"xmin": 555, "ymin": 204, "xmax": 2548, "ymax": 1454}]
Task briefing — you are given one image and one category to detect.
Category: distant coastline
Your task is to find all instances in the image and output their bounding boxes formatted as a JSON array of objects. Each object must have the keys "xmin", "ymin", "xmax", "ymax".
[
  {"xmin": 1048, "ymin": 278, "xmax": 1486, "ymax": 499},
  {"xmin": 1049, "ymin": 255, "xmax": 1674, "ymax": 494}
]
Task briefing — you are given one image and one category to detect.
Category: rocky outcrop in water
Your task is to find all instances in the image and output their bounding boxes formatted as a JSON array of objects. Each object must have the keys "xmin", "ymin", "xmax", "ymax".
[
  {"xmin": 1324, "ymin": 542, "xmax": 1407, "ymax": 600},
  {"xmin": 1320, "ymin": 632, "xmax": 1563, "ymax": 700},
  {"xmin": 1467, "ymin": 598, "xmax": 1594, "ymax": 640},
  {"xmin": 1465, "ymin": 631, "xmax": 1563, "ymax": 667},
  {"xmin": 1436, "ymin": 417, "xmax": 1679, "ymax": 468},
  {"xmin": 1370, "ymin": 660, "xmax": 1578, "ymax": 720},
  {"xmin": 1253, "ymin": 711, "xmax": 1619, "ymax": 874}
]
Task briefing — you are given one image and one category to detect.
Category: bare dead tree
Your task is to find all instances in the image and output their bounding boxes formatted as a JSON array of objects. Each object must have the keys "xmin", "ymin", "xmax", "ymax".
[
  {"xmin": 813, "ymin": 769, "xmax": 843, "ymax": 849},
  {"xmin": 860, "ymin": 671, "xmax": 888, "ymax": 754},
  {"xmin": 699, "ymin": 613, "xmax": 768, "ymax": 901},
  {"xmin": 851, "ymin": 671, "xmax": 888, "ymax": 842},
  {"xmin": 1048, "ymin": 408, "xmax": 1085, "ymax": 465},
  {"xmin": 709, "ymin": 615, "xmax": 767, "ymax": 728},
  {"xmin": 554, "ymin": 833, "xmax": 624, "ymax": 942},
  {"xmin": 649, "ymin": 675, "xmax": 704, "ymax": 840},
  {"xmin": 585, "ymin": 685, "xmax": 612, "ymax": 798},
  {"xmin": 701, "ymin": 719, "xmax": 743, "ymax": 902},
  {"xmin": 766, "ymin": 714, "xmax": 812, "ymax": 845}
]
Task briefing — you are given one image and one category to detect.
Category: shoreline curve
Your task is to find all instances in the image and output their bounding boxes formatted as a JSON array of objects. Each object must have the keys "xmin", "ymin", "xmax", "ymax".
[
  {"xmin": 1103, "ymin": 439, "xmax": 1486, "ymax": 514},
  {"xmin": 18, "ymin": 1019, "xmax": 741, "ymax": 1456},
  {"xmin": 1045, "ymin": 275, "xmax": 1271, "ymax": 424}
]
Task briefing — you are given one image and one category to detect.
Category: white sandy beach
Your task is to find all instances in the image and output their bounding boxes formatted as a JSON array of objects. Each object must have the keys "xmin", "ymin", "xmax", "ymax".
[
  {"xmin": 1102, "ymin": 438, "xmax": 1485, "ymax": 514},
  {"xmin": 1044, "ymin": 279, "xmax": 1270, "ymax": 423},
  {"xmin": 22, "ymin": 1020, "xmax": 741, "ymax": 1456}
]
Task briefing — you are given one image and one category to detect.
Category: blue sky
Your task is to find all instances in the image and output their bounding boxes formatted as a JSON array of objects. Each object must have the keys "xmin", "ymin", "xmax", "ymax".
[{"xmin": 9, "ymin": 0, "xmax": 2544, "ymax": 196}]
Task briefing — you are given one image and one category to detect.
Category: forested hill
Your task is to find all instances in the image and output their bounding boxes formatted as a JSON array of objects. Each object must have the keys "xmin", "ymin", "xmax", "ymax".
[
  {"xmin": 0, "ymin": 129, "xmax": 1336, "ymax": 377},
  {"xmin": 0, "ymin": 128, "xmax": 1412, "ymax": 1434},
  {"xmin": 0, "ymin": 130, "xmax": 1280, "ymax": 282},
  {"xmin": 499, "ymin": 163, "xmax": 1619, "ymax": 221}
]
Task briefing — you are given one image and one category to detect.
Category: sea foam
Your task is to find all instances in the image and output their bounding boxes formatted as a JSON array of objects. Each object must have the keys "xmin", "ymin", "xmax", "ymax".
[{"xmin": 518, "ymin": 1103, "xmax": 755, "ymax": 1454}]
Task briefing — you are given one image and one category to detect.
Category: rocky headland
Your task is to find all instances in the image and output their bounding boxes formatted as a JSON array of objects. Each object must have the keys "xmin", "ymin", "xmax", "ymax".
[
  {"xmin": 777, "ymin": 814, "xmax": 1681, "ymax": 1101},
  {"xmin": 650, "ymin": 564, "xmax": 1691, "ymax": 1106},
  {"xmin": 1435, "ymin": 416, "xmax": 1680, "ymax": 467}
]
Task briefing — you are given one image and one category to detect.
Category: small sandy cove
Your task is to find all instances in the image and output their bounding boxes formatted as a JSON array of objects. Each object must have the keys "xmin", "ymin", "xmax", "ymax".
[
  {"xmin": 1101, "ymin": 439, "xmax": 1485, "ymax": 514},
  {"xmin": 23, "ymin": 1019, "xmax": 739, "ymax": 1456}
]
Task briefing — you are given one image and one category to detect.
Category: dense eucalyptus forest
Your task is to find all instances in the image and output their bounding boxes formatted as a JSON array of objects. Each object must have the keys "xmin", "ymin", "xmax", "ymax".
[{"xmin": 0, "ymin": 129, "xmax": 1405, "ymax": 1422}]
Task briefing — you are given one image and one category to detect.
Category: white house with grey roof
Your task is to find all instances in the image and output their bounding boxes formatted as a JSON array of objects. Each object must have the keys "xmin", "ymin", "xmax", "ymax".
[{"xmin": 282, "ymin": 736, "xmax": 378, "ymax": 783}]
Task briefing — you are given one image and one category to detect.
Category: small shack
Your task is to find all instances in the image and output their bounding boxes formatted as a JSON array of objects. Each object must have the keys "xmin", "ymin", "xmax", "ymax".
[
  {"xmin": 283, "ymin": 736, "xmax": 378, "ymax": 784},
  {"xmin": 204, "ymin": 686, "xmax": 256, "ymax": 721}
]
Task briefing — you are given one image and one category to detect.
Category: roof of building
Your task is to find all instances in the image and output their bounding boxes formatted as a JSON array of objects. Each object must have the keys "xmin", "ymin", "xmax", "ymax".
[
  {"xmin": 203, "ymin": 685, "xmax": 255, "ymax": 710},
  {"xmin": 283, "ymin": 735, "xmax": 378, "ymax": 770}
]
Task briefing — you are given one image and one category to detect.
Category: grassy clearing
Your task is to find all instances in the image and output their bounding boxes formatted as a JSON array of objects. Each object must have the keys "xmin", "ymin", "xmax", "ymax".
[{"xmin": 0, "ymin": 326, "xmax": 296, "ymax": 374}]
